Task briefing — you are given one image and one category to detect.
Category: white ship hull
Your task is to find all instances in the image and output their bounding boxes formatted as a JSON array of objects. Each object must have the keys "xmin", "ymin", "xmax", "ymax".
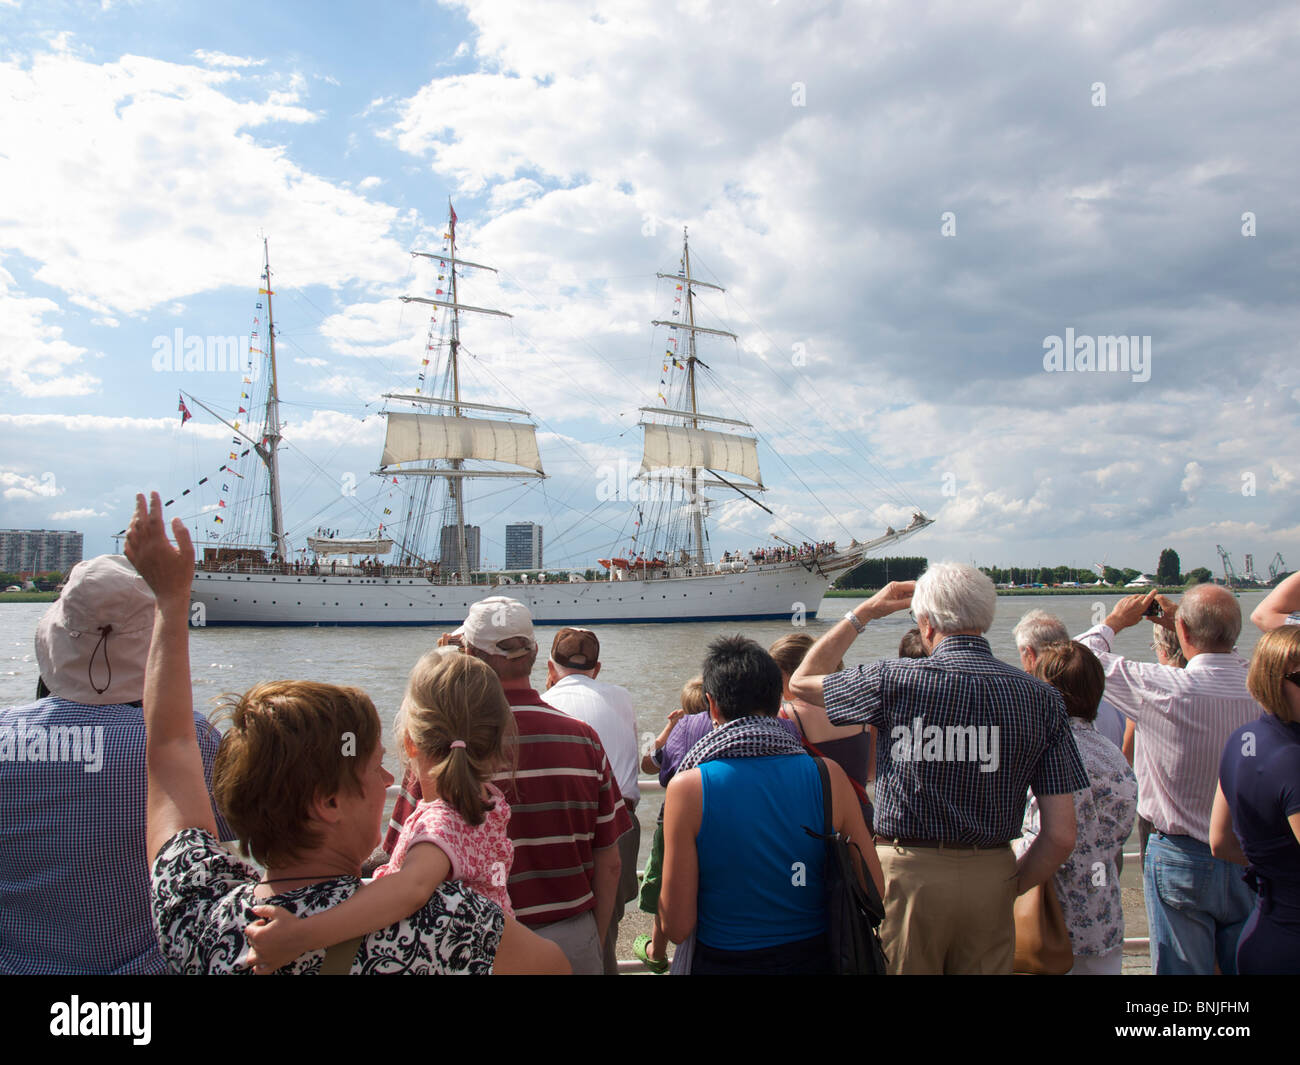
[{"xmin": 191, "ymin": 560, "xmax": 852, "ymax": 627}]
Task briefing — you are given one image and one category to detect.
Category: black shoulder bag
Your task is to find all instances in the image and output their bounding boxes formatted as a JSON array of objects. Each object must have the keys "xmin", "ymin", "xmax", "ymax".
[{"xmin": 803, "ymin": 757, "xmax": 889, "ymax": 975}]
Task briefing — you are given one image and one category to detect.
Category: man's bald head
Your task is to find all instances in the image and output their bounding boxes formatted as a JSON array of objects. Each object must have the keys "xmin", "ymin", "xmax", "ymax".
[{"xmin": 1177, "ymin": 584, "xmax": 1241, "ymax": 654}]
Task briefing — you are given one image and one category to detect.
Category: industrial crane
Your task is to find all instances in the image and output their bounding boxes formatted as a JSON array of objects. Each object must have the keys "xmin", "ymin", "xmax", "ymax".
[{"xmin": 1216, "ymin": 544, "xmax": 1238, "ymax": 586}]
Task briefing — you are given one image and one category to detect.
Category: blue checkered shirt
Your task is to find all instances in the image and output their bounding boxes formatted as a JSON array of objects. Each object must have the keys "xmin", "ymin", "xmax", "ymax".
[
  {"xmin": 0, "ymin": 696, "xmax": 230, "ymax": 974},
  {"xmin": 824, "ymin": 635, "xmax": 1088, "ymax": 846}
]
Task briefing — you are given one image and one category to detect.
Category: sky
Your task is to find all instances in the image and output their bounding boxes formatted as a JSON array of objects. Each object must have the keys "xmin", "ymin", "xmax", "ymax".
[{"xmin": 0, "ymin": 0, "xmax": 1296, "ymax": 578}]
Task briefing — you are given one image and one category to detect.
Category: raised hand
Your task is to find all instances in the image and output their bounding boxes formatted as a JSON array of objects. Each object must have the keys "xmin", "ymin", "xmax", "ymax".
[
  {"xmin": 1105, "ymin": 590, "xmax": 1158, "ymax": 634},
  {"xmin": 862, "ymin": 580, "xmax": 916, "ymax": 620},
  {"xmin": 1152, "ymin": 594, "xmax": 1179, "ymax": 630},
  {"xmin": 123, "ymin": 492, "xmax": 194, "ymax": 608}
]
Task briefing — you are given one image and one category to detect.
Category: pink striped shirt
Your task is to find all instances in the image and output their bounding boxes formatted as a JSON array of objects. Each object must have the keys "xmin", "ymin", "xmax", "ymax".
[{"xmin": 1075, "ymin": 624, "xmax": 1260, "ymax": 843}]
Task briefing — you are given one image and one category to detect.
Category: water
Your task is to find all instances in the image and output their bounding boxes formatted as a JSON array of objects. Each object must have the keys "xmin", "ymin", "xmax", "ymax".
[{"xmin": 3, "ymin": 592, "xmax": 1269, "ymax": 866}]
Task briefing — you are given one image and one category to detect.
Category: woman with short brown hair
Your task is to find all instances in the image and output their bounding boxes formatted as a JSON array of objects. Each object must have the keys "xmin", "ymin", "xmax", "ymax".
[{"xmin": 125, "ymin": 493, "xmax": 566, "ymax": 975}]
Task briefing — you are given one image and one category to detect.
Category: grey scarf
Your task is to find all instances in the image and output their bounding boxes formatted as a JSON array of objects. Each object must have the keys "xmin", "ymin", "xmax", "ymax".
[{"xmin": 677, "ymin": 714, "xmax": 806, "ymax": 773}]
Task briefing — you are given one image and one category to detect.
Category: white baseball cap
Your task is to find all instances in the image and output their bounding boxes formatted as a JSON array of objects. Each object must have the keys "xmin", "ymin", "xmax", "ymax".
[{"xmin": 456, "ymin": 596, "xmax": 536, "ymax": 659}]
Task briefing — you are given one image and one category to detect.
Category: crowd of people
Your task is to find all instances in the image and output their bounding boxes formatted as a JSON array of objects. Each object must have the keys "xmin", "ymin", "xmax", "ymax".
[
  {"xmin": 2, "ymin": 492, "xmax": 1298, "ymax": 975},
  {"xmin": 720, "ymin": 541, "xmax": 837, "ymax": 566}
]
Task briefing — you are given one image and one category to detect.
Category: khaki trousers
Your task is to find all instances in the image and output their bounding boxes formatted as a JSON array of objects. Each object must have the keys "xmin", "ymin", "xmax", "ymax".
[{"xmin": 875, "ymin": 842, "xmax": 1018, "ymax": 974}]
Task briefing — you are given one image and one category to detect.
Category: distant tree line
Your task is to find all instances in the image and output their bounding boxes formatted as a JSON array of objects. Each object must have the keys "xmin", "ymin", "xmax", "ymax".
[
  {"xmin": 834, "ymin": 552, "xmax": 1227, "ymax": 592},
  {"xmin": 0, "ymin": 570, "xmax": 63, "ymax": 591},
  {"xmin": 836, "ymin": 556, "xmax": 928, "ymax": 589}
]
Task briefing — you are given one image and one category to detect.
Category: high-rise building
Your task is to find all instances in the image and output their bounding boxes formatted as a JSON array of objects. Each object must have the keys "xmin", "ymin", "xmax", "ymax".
[
  {"xmin": 505, "ymin": 522, "xmax": 543, "ymax": 570},
  {"xmin": 0, "ymin": 529, "xmax": 84, "ymax": 575},
  {"xmin": 439, "ymin": 524, "xmax": 481, "ymax": 574}
]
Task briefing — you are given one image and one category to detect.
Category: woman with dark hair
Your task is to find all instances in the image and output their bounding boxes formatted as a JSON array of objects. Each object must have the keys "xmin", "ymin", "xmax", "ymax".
[
  {"xmin": 1016, "ymin": 641, "xmax": 1137, "ymax": 975},
  {"xmin": 659, "ymin": 635, "xmax": 883, "ymax": 974},
  {"xmin": 124, "ymin": 493, "xmax": 566, "ymax": 975},
  {"xmin": 769, "ymin": 632, "xmax": 874, "ymax": 826},
  {"xmin": 1211, "ymin": 626, "xmax": 1300, "ymax": 973}
]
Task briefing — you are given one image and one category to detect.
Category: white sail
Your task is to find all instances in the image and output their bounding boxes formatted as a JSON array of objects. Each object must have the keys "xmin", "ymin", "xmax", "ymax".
[
  {"xmin": 307, "ymin": 537, "xmax": 393, "ymax": 555},
  {"xmin": 639, "ymin": 422, "xmax": 763, "ymax": 486},
  {"xmin": 381, "ymin": 412, "xmax": 544, "ymax": 473}
]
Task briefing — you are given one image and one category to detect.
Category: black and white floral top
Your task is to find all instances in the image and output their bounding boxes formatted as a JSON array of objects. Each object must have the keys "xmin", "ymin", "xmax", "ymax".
[
  {"xmin": 1014, "ymin": 719, "xmax": 1138, "ymax": 957},
  {"xmin": 151, "ymin": 828, "xmax": 504, "ymax": 974}
]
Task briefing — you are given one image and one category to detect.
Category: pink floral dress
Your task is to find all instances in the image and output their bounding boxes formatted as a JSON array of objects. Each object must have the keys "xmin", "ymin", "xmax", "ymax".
[{"xmin": 377, "ymin": 783, "xmax": 514, "ymax": 916}]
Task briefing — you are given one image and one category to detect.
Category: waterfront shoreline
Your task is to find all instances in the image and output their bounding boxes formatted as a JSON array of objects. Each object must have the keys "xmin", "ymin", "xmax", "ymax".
[{"xmin": 829, "ymin": 586, "xmax": 1197, "ymax": 598}]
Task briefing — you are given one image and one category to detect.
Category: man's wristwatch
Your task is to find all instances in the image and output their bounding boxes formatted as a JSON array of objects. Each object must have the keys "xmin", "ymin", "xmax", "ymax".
[{"xmin": 844, "ymin": 610, "xmax": 866, "ymax": 634}]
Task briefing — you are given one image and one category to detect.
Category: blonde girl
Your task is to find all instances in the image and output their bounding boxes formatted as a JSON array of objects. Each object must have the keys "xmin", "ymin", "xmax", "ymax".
[{"xmin": 245, "ymin": 649, "xmax": 516, "ymax": 971}]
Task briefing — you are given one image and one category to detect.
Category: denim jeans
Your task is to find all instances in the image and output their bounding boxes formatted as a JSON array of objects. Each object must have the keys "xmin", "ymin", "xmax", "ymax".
[{"xmin": 1144, "ymin": 832, "xmax": 1253, "ymax": 975}]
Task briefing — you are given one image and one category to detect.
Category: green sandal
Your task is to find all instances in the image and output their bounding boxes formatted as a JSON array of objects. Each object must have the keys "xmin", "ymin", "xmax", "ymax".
[{"xmin": 633, "ymin": 933, "xmax": 669, "ymax": 974}]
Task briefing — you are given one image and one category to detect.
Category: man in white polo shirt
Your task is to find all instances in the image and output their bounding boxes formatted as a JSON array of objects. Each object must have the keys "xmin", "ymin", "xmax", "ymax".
[{"xmin": 544, "ymin": 627, "xmax": 641, "ymax": 975}]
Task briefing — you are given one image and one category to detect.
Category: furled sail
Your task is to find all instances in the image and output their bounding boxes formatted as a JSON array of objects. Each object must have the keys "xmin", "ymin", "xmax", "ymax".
[
  {"xmin": 381, "ymin": 413, "xmax": 544, "ymax": 473},
  {"xmin": 639, "ymin": 423, "xmax": 763, "ymax": 486},
  {"xmin": 307, "ymin": 537, "xmax": 394, "ymax": 555}
]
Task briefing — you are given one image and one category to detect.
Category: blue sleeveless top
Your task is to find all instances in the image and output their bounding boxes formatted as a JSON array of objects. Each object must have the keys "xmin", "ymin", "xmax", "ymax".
[{"xmin": 695, "ymin": 755, "xmax": 826, "ymax": 951}]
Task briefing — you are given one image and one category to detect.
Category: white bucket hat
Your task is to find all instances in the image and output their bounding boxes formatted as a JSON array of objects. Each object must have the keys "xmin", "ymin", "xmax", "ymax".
[{"xmin": 34, "ymin": 555, "xmax": 156, "ymax": 705}]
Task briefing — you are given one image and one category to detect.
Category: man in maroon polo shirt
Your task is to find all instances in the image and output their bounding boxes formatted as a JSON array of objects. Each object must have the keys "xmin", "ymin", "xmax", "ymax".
[{"xmin": 383, "ymin": 597, "xmax": 631, "ymax": 974}]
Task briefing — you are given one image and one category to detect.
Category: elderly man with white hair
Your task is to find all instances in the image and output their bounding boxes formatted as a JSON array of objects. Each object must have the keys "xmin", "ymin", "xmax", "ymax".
[
  {"xmin": 792, "ymin": 562, "xmax": 1088, "ymax": 974},
  {"xmin": 1074, "ymin": 585, "xmax": 1258, "ymax": 975},
  {"xmin": 1013, "ymin": 609, "xmax": 1127, "ymax": 751}
]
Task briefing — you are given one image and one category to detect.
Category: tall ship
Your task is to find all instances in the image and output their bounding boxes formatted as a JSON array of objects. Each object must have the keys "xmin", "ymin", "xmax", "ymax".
[{"xmin": 169, "ymin": 208, "xmax": 932, "ymax": 626}]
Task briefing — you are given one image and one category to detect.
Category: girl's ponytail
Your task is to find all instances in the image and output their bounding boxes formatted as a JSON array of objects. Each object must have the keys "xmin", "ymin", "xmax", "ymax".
[{"xmin": 396, "ymin": 649, "xmax": 515, "ymax": 826}]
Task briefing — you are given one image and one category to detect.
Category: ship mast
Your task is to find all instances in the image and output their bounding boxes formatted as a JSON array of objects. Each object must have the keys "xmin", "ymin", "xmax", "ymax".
[
  {"xmin": 256, "ymin": 238, "xmax": 287, "ymax": 562},
  {"xmin": 682, "ymin": 231, "xmax": 706, "ymax": 567},
  {"xmin": 388, "ymin": 202, "xmax": 544, "ymax": 579},
  {"xmin": 447, "ymin": 204, "xmax": 469, "ymax": 577},
  {"xmin": 648, "ymin": 228, "xmax": 740, "ymax": 569}
]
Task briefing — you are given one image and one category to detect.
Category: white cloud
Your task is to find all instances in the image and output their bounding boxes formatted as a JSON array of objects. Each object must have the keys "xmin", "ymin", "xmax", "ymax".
[
  {"xmin": 192, "ymin": 50, "xmax": 266, "ymax": 68},
  {"xmin": 0, "ymin": 411, "xmax": 229, "ymax": 438},
  {"xmin": 51, "ymin": 507, "xmax": 104, "ymax": 519},
  {"xmin": 0, "ymin": 268, "xmax": 100, "ymax": 396},
  {"xmin": 1181, "ymin": 461, "xmax": 1204, "ymax": 496},
  {"xmin": 0, "ymin": 48, "xmax": 406, "ymax": 317},
  {"xmin": 307, "ymin": 374, "xmax": 382, "ymax": 400},
  {"xmin": 358, "ymin": 176, "xmax": 383, "ymax": 190},
  {"xmin": 294, "ymin": 356, "xmax": 329, "ymax": 368},
  {"xmin": 1, "ymin": 468, "xmax": 62, "ymax": 500}
]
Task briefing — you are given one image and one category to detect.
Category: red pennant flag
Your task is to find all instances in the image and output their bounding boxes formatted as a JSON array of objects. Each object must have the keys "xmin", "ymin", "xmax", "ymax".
[{"xmin": 178, "ymin": 394, "xmax": 192, "ymax": 425}]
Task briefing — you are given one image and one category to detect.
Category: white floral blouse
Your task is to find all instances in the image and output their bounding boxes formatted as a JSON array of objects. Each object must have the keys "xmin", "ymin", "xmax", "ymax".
[{"xmin": 1015, "ymin": 719, "xmax": 1138, "ymax": 957}]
